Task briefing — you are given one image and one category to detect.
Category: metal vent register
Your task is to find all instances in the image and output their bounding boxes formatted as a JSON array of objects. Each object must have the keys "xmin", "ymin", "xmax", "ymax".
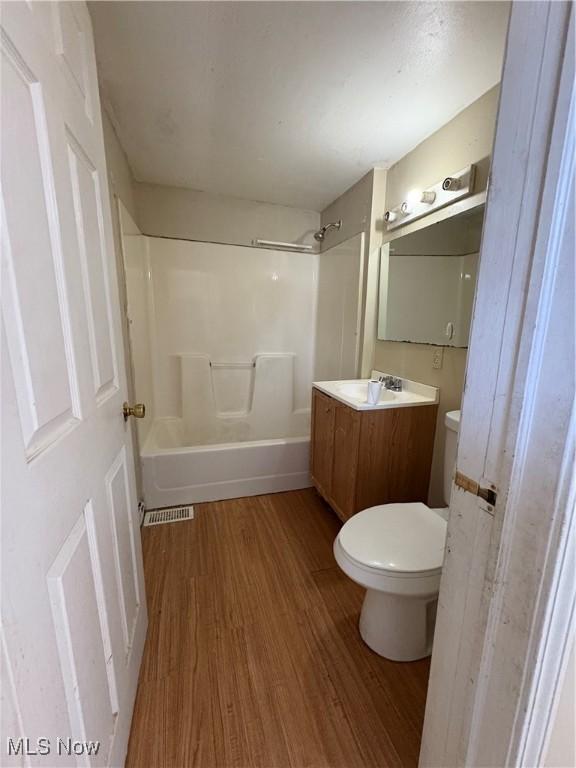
[{"xmin": 143, "ymin": 506, "xmax": 194, "ymax": 527}]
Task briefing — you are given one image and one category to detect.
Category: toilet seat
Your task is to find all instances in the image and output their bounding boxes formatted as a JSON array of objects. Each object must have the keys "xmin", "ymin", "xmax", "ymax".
[
  {"xmin": 339, "ymin": 502, "xmax": 447, "ymax": 573},
  {"xmin": 334, "ymin": 503, "xmax": 448, "ymax": 597}
]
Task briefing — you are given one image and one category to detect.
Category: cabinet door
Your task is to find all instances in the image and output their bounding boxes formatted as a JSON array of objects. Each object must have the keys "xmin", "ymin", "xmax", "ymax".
[
  {"xmin": 311, "ymin": 389, "xmax": 335, "ymax": 498},
  {"xmin": 331, "ymin": 401, "xmax": 361, "ymax": 520},
  {"xmin": 355, "ymin": 405, "xmax": 438, "ymax": 509}
]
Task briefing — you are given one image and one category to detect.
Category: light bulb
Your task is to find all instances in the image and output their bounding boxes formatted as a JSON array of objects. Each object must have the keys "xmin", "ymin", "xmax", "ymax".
[
  {"xmin": 442, "ymin": 177, "xmax": 462, "ymax": 191},
  {"xmin": 406, "ymin": 189, "xmax": 422, "ymax": 207}
]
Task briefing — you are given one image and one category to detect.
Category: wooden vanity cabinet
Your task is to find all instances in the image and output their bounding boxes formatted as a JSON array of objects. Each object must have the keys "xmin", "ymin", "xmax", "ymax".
[{"xmin": 311, "ymin": 387, "xmax": 437, "ymax": 522}]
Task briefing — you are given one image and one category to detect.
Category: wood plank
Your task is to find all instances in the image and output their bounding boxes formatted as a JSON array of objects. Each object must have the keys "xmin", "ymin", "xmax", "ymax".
[
  {"xmin": 355, "ymin": 405, "xmax": 437, "ymax": 510},
  {"xmin": 126, "ymin": 489, "xmax": 430, "ymax": 767}
]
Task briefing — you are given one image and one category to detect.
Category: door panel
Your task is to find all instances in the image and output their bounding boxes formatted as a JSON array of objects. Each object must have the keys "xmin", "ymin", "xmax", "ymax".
[
  {"xmin": 47, "ymin": 513, "xmax": 116, "ymax": 768},
  {"xmin": 1, "ymin": 4, "xmax": 147, "ymax": 765},
  {"xmin": 84, "ymin": 500, "xmax": 120, "ymax": 715},
  {"xmin": 106, "ymin": 448, "xmax": 141, "ymax": 655},
  {"xmin": 1, "ymin": 43, "xmax": 81, "ymax": 458},
  {"xmin": 66, "ymin": 129, "xmax": 117, "ymax": 401},
  {"xmin": 52, "ymin": 2, "xmax": 94, "ymax": 121}
]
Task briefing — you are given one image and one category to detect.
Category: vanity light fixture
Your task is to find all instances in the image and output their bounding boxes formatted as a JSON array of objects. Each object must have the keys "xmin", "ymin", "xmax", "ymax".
[
  {"xmin": 388, "ymin": 189, "xmax": 438, "ymax": 221},
  {"xmin": 442, "ymin": 177, "xmax": 462, "ymax": 191},
  {"xmin": 408, "ymin": 189, "xmax": 436, "ymax": 206},
  {"xmin": 384, "ymin": 165, "xmax": 476, "ymax": 231},
  {"xmin": 420, "ymin": 190, "xmax": 437, "ymax": 203}
]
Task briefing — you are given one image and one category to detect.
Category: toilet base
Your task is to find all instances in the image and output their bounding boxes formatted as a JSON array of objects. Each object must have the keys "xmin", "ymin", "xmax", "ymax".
[{"xmin": 358, "ymin": 587, "xmax": 438, "ymax": 662}]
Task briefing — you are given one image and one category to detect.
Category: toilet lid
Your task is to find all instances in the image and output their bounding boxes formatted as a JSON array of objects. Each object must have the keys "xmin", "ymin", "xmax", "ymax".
[{"xmin": 338, "ymin": 503, "xmax": 447, "ymax": 574}]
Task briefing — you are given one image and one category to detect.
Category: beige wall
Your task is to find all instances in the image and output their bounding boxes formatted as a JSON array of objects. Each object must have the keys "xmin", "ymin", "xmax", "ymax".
[
  {"xmin": 374, "ymin": 85, "xmax": 500, "ymax": 506},
  {"xmin": 320, "ymin": 171, "xmax": 373, "ymax": 251},
  {"xmin": 385, "ymin": 85, "xmax": 499, "ymax": 210},
  {"xmin": 134, "ymin": 182, "xmax": 320, "ymax": 248}
]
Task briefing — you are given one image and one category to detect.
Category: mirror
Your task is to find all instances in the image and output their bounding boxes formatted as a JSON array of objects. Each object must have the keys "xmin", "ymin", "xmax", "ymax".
[{"xmin": 378, "ymin": 203, "xmax": 484, "ymax": 347}]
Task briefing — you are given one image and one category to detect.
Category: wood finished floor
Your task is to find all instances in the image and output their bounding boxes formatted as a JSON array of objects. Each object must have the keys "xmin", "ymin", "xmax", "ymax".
[{"xmin": 126, "ymin": 489, "xmax": 430, "ymax": 768}]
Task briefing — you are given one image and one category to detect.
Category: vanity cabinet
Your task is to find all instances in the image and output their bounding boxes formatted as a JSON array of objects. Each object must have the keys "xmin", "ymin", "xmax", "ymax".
[{"xmin": 311, "ymin": 387, "xmax": 437, "ymax": 522}]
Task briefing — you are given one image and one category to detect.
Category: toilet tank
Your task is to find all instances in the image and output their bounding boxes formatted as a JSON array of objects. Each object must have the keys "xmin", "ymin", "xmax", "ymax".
[{"xmin": 443, "ymin": 410, "xmax": 461, "ymax": 504}]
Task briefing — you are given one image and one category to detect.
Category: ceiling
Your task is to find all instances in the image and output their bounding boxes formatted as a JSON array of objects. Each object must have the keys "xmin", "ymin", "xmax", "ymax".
[{"xmin": 89, "ymin": 1, "xmax": 509, "ymax": 212}]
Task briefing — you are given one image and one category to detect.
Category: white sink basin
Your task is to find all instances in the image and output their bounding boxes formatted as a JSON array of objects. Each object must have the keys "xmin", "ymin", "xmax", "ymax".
[
  {"xmin": 313, "ymin": 373, "xmax": 439, "ymax": 411},
  {"xmin": 335, "ymin": 381, "xmax": 396, "ymax": 404}
]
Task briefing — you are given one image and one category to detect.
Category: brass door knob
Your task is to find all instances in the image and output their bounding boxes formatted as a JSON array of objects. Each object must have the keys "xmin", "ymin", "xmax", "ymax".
[{"xmin": 123, "ymin": 402, "xmax": 146, "ymax": 421}]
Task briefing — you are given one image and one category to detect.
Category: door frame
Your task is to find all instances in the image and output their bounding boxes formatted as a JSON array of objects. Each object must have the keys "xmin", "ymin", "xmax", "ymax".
[{"xmin": 420, "ymin": 2, "xmax": 574, "ymax": 765}]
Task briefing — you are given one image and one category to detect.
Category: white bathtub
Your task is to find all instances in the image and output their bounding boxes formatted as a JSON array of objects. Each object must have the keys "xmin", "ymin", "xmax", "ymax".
[{"xmin": 141, "ymin": 418, "xmax": 312, "ymax": 508}]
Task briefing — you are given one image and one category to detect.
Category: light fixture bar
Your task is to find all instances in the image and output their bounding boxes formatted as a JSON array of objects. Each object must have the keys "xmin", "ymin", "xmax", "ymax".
[{"xmin": 384, "ymin": 165, "xmax": 476, "ymax": 231}]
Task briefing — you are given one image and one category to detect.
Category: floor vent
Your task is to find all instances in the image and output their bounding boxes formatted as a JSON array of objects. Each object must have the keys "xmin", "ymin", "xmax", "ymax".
[{"xmin": 143, "ymin": 506, "xmax": 194, "ymax": 527}]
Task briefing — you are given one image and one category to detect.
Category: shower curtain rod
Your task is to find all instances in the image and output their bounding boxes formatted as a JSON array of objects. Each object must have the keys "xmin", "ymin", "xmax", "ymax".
[{"xmin": 252, "ymin": 238, "xmax": 315, "ymax": 252}]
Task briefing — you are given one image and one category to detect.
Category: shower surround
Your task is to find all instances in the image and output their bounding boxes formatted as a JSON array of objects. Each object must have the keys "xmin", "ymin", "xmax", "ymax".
[
  {"xmin": 121, "ymin": 211, "xmax": 316, "ymax": 505},
  {"xmin": 120, "ymin": 203, "xmax": 363, "ymax": 507}
]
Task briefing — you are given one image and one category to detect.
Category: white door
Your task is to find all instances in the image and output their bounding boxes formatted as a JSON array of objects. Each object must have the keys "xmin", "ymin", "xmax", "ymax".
[
  {"xmin": 420, "ymin": 2, "xmax": 574, "ymax": 766},
  {"xmin": 1, "ymin": 3, "xmax": 147, "ymax": 766}
]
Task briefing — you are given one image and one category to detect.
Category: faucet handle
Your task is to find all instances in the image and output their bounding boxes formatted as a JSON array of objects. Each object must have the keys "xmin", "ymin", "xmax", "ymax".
[{"xmin": 381, "ymin": 375, "xmax": 402, "ymax": 391}]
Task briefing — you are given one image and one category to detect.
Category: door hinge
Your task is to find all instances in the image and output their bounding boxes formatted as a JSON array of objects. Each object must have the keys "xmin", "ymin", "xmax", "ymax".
[{"xmin": 455, "ymin": 471, "xmax": 497, "ymax": 506}]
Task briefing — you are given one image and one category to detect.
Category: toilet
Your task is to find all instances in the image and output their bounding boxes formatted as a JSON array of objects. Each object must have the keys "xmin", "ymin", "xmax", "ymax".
[{"xmin": 334, "ymin": 409, "xmax": 460, "ymax": 662}]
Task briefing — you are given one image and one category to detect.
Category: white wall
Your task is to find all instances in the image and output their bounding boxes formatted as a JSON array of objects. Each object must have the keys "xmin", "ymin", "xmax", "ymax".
[
  {"xmin": 134, "ymin": 182, "xmax": 320, "ymax": 249},
  {"xmin": 319, "ymin": 171, "xmax": 373, "ymax": 251},
  {"xmin": 314, "ymin": 234, "xmax": 364, "ymax": 381}
]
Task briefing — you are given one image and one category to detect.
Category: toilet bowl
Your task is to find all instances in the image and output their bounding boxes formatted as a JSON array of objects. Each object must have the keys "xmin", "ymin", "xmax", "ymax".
[{"xmin": 334, "ymin": 409, "xmax": 460, "ymax": 661}]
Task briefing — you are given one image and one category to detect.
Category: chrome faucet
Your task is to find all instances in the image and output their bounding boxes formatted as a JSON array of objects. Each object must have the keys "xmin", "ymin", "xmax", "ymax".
[{"xmin": 380, "ymin": 375, "xmax": 403, "ymax": 391}]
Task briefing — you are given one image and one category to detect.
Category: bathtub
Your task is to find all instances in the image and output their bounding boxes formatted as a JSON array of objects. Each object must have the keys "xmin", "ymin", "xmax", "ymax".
[{"xmin": 141, "ymin": 418, "xmax": 312, "ymax": 508}]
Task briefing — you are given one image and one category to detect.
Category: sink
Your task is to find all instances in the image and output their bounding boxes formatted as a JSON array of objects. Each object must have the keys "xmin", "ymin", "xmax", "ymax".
[
  {"xmin": 335, "ymin": 381, "xmax": 396, "ymax": 404},
  {"xmin": 313, "ymin": 373, "xmax": 439, "ymax": 411}
]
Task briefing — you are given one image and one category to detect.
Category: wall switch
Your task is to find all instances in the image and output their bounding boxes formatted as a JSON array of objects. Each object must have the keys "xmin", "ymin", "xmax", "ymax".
[{"xmin": 432, "ymin": 347, "xmax": 444, "ymax": 370}]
